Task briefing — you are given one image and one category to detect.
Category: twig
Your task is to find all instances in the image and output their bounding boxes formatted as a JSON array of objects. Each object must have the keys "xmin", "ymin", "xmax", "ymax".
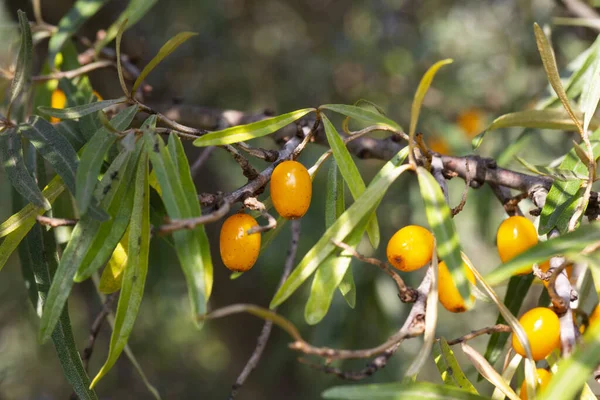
[
  {"xmin": 561, "ymin": 0, "xmax": 600, "ymax": 31},
  {"xmin": 36, "ymin": 215, "xmax": 78, "ymax": 228},
  {"xmin": 236, "ymin": 141, "xmax": 279, "ymax": 162},
  {"xmin": 431, "ymin": 155, "xmax": 449, "ymax": 204},
  {"xmin": 223, "ymin": 145, "xmax": 260, "ymax": 180},
  {"xmin": 32, "ymin": 60, "xmax": 115, "ymax": 82},
  {"xmin": 452, "ymin": 159, "xmax": 471, "ymax": 216},
  {"xmin": 246, "ymin": 210, "xmax": 277, "ymax": 235},
  {"xmin": 82, "ymin": 293, "xmax": 118, "ymax": 371},
  {"xmin": 191, "ymin": 146, "xmax": 216, "ymax": 177},
  {"xmin": 488, "ymin": 183, "xmax": 524, "ymax": 217},
  {"xmin": 229, "ymin": 220, "xmax": 301, "ymax": 399},
  {"xmin": 331, "ymin": 240, "xmax": 417, "ymax": 303},
  {"xmin": 156, "ymin": 201, "xmax": 231, "ymax": 234},
  {"xmin": 137, "ymin": 102, "xmax": 208, "ymax": 136},
  {"xmin": 446, "ymin": 324, "xmax": 511, "ymax": 345}
]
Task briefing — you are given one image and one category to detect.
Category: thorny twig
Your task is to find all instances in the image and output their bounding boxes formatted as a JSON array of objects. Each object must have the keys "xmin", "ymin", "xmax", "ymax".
[
  {"xmin": 452, "ymin": 160, "xmax": 471, "ymax": 216},
  {"xmin": 229, "ymin": 220, "xmax": 301, "ymax": 399},
  {"xmin": 446, "ymin": 324, "xmax": 512, "ymax": 345},
  {"xmin": 243, "ymin": 197, "xmax": 277, "ymax": 235}
]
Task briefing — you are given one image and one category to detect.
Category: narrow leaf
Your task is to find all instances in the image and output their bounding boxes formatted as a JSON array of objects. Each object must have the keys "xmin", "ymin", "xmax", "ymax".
[
  {"xmin": 8, "ymin": 10, "xmax": 33, "ymax": 118},
  {"xmin": 132, "ymin": 32, "xmax": 198, "ymax": 94},
  {"xmin": 193, "ymin": 108, "xmax": 315, "ymax": 147},
  {"xmin": 533, "ymin": 23, "xmax": 582, "ymax": 133},
  {"xmin": 322, "ymin": 381, "xmax": 489, "ymax": 400},
  {"xmin": 0, "ymin": 128, "xmax": 50, "ymax": 209},
  {"xmin": 55, "ymin": 120, "xmax": 86, "ymax": 150},
  {"xmin": 581, "ymin": 50, "xmax": 600, "ymax": 134},
  {"xmin": 322, "ymin": 113, "xmax": 379, "ymax": 248},
  {"xmin": 21, "ymin": 116, "xmax": 79, "ymax": 194},
  {"xmin": 91, "ymin": 150, "xmax": 150, "ymax": 388},
  {"xmin": 515, "ymin": 156, "xmax": 587, "ymax": 181},
  {"xmin": 116, "ymin": 19, "xmax": 129, "ymax": 96},
  {"xmin": 319, "ymin": 104, "xmax": 402, "ymax": 131},
  {"xmin": 433, "ymin": 338, "xmax": 478, "ymax": 393},
  {"xmin": 417, "ymin": 167, "xmax": 469, "ymax": 303},
  {"xmin": 99, "ymin": 234, "xmax": 128, "ymax": 294},
  {"xmin": 47, "ymin": 0, "xmax": 110, "ymax": 67},
  {"xmin": 38, "ymin": 97, "xmax": 128, "ymax": 120},
  {"xmin": 271, "ymin": 148, "xmax": 410, "ymax": 308}
]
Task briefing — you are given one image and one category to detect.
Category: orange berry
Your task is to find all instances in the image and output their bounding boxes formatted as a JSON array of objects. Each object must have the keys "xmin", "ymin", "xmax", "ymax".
[
  {"xmin": 270, "ymin": 160, "xmax": 312, "ymax": 219},
  {"xmin": 456, "ymin": 108, "xmax": 484, "ymax": 138},
  {"xmin": 50, "ymin": 89, "xmax": 66, "ymax": 123},
  {"xmin": 219, "ymin": 213, "xmax": 261, "ymax": 272},
  {"xmin": 438, "ymin": 258, "xmax": 476, "ymax": 313},
  {"xmin": 588, "ymin": 305, "xmax": 600, "ymax": 330},
  {"xmin": 386, "ymin": 225, "xmax": 434, "ymax": 272},
  {"xmin": 512, "ymin": 307, "xmax": 561, "ymax": 361},
  {"xmin": 519, "ymin": 368, "xmax": 552, "ymax": 400},
  {"xmin": 496, "ymin": 216, "xmax": 539, "ymax": 275}
]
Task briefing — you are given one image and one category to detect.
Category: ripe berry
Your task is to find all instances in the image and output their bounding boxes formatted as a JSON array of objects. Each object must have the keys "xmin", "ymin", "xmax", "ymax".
[
  {"xmin": 496, "ymin": 216, "xmax": 539, "ymax": 275},
  {"xmin": 519, "ymin": 368, "xmax": 551, "ymax": 400},
  {"xmin": 438, "ymin": 259, "xmax": 476, "ymax": 313},
  {"xmin": 50, "ymin": 89, "xmax": 66, "ymax": 123},
  {"xmin": 386, "ymin": 225, "xmax": 434, "ymax": 272},
  {"xmin": 270, "ymin": 160, "xmax": 312, "ymax": 219},
  {"xmin": 219, "ymin": 213, "xmax": 261, "ymax": 272},
  {"xmin": 512, "ymin": 307, "xmax": 561, "ymax": 361},
  {"xmin": 587, "ymin": 305, "xmax": 600, "ymax": 331}
]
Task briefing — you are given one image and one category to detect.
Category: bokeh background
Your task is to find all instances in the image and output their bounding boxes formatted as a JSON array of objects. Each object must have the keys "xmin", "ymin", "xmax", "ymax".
[{"xmin": 0, "ymin": 0, "xmax": 598, "ymax": 399}]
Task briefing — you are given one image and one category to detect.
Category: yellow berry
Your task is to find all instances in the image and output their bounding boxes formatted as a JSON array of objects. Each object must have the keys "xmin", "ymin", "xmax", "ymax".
[
  {"xmin": 438, "ymin": 258, "xmax": 476, "ymax": 313},
  {"xmin": 588, "ymin": 305, "xmax": 600, "ymax": 331},
  {"xmin": 519, "ymin": 368, "xmax": 552, "ymax": 400},
  {"xmin": 538, "ymin": 260, "xmax": 572, "ymax": 287},
  {"xmin": 219, "ymin": 213, "xmax": 261, "ymax": 272},
  {"xmin": 270, "ymin": 160, "xmax": 312, "ymax": 219},
  {"xmin": 512, "ymin": 307, "xmax": 561, "ymax": 361},
  {"xmin": 50, "ymin": 89, "xmax": 67, "ymax": 123},
  {"xmin": 386, "ymin": 225, "xmax": 434, "ymax": 272},
  {"xmin": 496, "ymin": 216, "xmax": 539, "ymax": 275}
]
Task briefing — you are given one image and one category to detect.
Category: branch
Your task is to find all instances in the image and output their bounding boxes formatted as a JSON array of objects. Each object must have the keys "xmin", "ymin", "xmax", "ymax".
[
  {"xmin": 36, "ymin": 215, "xmax": 78, "ymax": 228},
  {"xmin": 446, "ymin": 324, "xmax": 511, "ymax": 345},
  {"xmin": 229, "ymin": 220, "xmax": 301, "ymax": 399},
  {"xmin": 32, "ymin": 60, "xmax": 115, "ymax": 82},
  {"xmin": 82, "ymin": 293, "xmax": 117, "ymax": 371}
]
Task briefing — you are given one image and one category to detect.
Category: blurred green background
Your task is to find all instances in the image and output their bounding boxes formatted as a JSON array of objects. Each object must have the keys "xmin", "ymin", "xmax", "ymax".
[{"xmin": 0, "ymin": 0, "xmax": 598, "ymax": 399}]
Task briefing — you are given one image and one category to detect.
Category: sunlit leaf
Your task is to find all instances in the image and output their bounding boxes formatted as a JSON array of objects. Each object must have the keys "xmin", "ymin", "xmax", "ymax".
[
  {"xmin": 99, "ymin": 233, "xmax": 129, "ymax": 294},
  {"xmin": 47, "ymin": 0, "xmax": 110, "ymax": 67},
  {"xmin": 270, "ymin": 148, "xmax": 409, "ymax": 308},
  {"xmin": 8, "ymin": 10, "xmax": 33, "ymax": 118},
  {"xmin": 91, "ymin": 150, "xmax": 150, "ymax": 388},
  {"xmin": 75, "ymin": 105, "xmax": 137, "ymax": 215},
  {"xmin": 38, "ymin": 97, "xmax": 128, "ymax": 120},
  {"xmin": 322, "ymin": 381, "xmax": 489, "ymax": 400},
  {"xmin": 193, "ymin": 108, "xmax": 315, "ymax": 147},
  {"xmin": 433, "ymin": 338, "xmax": 478, "ymax": 393},
  {"xmin": 515, "ymin": 156, "xmax": 587, "ymax": 181},
  {"xmin": 322, "ymin": 113, "xmax": 379, "ymax": 248},
  {"xmin": 0, "ymin": 128, "xmax": 50, "ymax": 209},
  {"xmin": 94, "ymin": 0, "xmax": 159, "ymax": 54},
  {"xmin": 319, "ymin": 104, "xmax": 402, "ymax": 131},
  {"xmin": 0, "ymin": 215, "xmax": 35, "ymax": 272},
  {"xmin": 132, "ymin": 32, "xmax": 198, "ymax": 94},
  {"xmin": 417, "ymin": 167, "xmax": 469, "ymax": 303},
  {"xmin": 581, "ymin": 48, "xmax": 600, "ymax": 134}
]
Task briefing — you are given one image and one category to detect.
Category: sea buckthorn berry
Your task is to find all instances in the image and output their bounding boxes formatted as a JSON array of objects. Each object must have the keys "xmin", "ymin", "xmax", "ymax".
[
  {"xmin": 496, "ymin": 216, "xmax": 539, "ymax": 275},
  {"xmin": 588, "ymin": 305, "xmax": 600, "ymax": 330},
  {"xmin": 456, "ymin": 108, "xmax": 484, "ymax": 138},
  {"xmin": 219, "ymin": 213, "xmax": 261, "ymax": 272},
  {"xmin": 512, "ymin": 307, "xmax": 561, "ymax": 361},
  {"xmin": 519, "ymin": 368, "xmax": 552, "ymax": 400},
  {"xmin": 50, "ymin": 89, "xmax": 67, "ymax": 123},
  {"xmin": 386, "ymin": 225, "xmax": 434, "ymax": 272},
  {"xmin": 438, "ymin": 258, "xmax": 476, "ymax": 313},
  {"xmin": 270, "ymin": 160, "xmax": 312, "ymax": 219}
]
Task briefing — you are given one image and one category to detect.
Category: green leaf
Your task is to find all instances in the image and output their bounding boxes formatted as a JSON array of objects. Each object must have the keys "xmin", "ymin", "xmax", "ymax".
[
  {"xmin": 94, "ymin": 0, "xmax": 159, "ymax": 54},
  {"xmin": 116, "ymin": 19, "xmax": 129, "ymax": 96},
  {"xmin": 75, "ymin": 105, "xmax": 138, "ymax": 215},
  {"xmin": 91, "ymin": 150, "xmax": 150, "ymax": 388},
  {"xmin": 132, "ymin": 32, "xmax": 198, "ymax": 94},
  {"xmin": 321, "ymin": 113, "xmax": 379, "ymax": 248},
  {"xmin": 0, "ymin": 216, "xmax": 35, "ymax": 272},
  {"xmin": 145, "ymin": 122, "xmax": 209, "ymax": 320},
  {"xmin": 533, "ymin": 23, "xmax": 583, "ymax": 134},
  {"xmin": 581, "ymin": 48, "xmax": 600, "ymax": 134},
  {"xmin": 338, "ymin": 267, "xmax": 356, "ymax": 308},
  {"xmin": 193, "ymin": 108, "xmax": 315, "ymax": 147},
  {"xmin": 515, "ymin": 156, "xmax": 587, "ymax": 181},
  {"xmin": 271, "ymin": 147, "xmax": 409, "ymax": 308},
  {"xmin": 539, "ymin": 128, "xmax": 600, "ymax": 234},
  {"xmin": 319, "ymin": 104, "xmax": 402, "ymax": 131},
  {"xmin": 433, "ymin": 338, "xmax": 478, "ymax": 393},
  {"xmin": 472, "ymin": 109, "xmax": 599, "ymax": 150},
  {"xmin": 167, "ymin": 133, "xmax": 213, "ymax": 301},
  {"xmin": 482, "ymin": 275, "xmax": 534, "ymax": 377},
  {"xmin": 417, "ymin": 167, "xmax": 469, "ymax": 303},
  {"xmin": 539, "ymin": 318, "xmax": 600, "ymax": 400},
  {"xmin": 55, "ymin": 120, "xmax": 86, "ymax": 150},
  {"xmin": 409, "ymin": 59, "xmax": 453, "ymax": 142},
  {"xmin": 7, "ymin": 10, "xmax": 33, "ymax": 119},
  {"xmin": 322, "ymin": 381, "xmax": 489, "ymax": 400},
  {"xmin": 47, "ymin": 0, "xmax": 110, "ymax": 67},
  {"xmin": 485, "ymin": 222, "xmax": 600, "ymax": 286},
  {"xmin": 20, "ymin": 117, "xmax": 79, "ymax": 194},
  {"xmin": 0, "ymin": 128, "xmax": 50, "ymax": 209},
  {"xmin": 38, "ymin": 97, "xmax": 128, "ymax": 120},
  {"xmin": 0, "ymin": 175, "xmax": 64, "ymax": 238}
]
